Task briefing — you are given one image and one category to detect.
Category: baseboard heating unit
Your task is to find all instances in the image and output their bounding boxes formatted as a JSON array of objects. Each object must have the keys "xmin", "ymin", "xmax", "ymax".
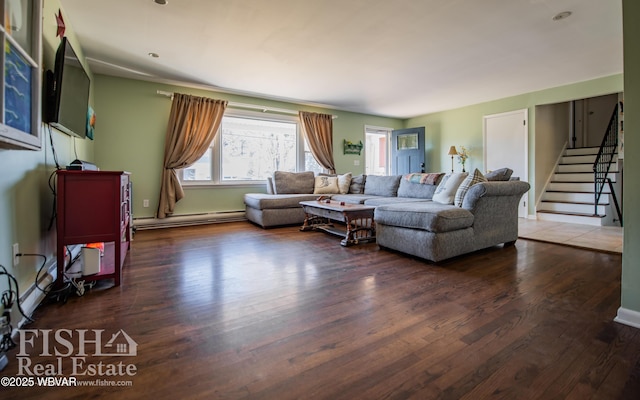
[{"xmin": 134, "ymin": 211, "xmax": 246, "ymax": 230}]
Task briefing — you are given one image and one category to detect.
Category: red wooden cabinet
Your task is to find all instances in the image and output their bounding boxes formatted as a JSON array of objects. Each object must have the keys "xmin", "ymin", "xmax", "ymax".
[{"xmin": 56, "ymin": 170, "xmax": 131, "ymax": 287}]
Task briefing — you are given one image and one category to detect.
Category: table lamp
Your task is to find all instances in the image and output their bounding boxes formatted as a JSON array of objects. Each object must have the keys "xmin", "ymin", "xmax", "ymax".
[{"xmin": 447, "ymin": 146, "xmax": 458, "ymax": 173}]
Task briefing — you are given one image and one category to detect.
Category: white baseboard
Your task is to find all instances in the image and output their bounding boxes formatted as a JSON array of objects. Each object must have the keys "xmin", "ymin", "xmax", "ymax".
[
  {"xmin": 614, "ymin": 307, "xmax": 640, "ymax": 329},
  {"xmin": 134, "ymin": 211, "xmax": 246, "ymax": 230}
]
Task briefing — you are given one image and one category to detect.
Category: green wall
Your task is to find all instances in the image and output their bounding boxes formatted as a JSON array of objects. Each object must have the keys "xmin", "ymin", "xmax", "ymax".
[
  {"xmin": 93, "ymin": 73, "xmax": 623, "ymax": 220},
  {"xmin": 92, "ymin": 76, "xmax": 403, "ymax": 218},
  {"xmin": 621, "ymin": 0, "xmax": 640, "ymax": 315},
  {"xmin": 404, "ymin": 75, "xmax": 623, "ymax": 215},
  {"xmin": 0, "ymin": 1, "xmax": 95, "ymax": 299}
]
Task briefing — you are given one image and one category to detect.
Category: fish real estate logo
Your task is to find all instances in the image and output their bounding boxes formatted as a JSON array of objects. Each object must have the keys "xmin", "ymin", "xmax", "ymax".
[{"xmin": 15, "ymin": 329, "xmax": 139, "ymax": 378}]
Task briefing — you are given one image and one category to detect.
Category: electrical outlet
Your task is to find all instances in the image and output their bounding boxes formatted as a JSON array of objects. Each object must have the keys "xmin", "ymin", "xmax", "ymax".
[
  {"xmin": 143, "ymin": 199, "xmax": 149, "ymax": 208},
  {"xmin": 354, "ymin": 160, "xmax": 360, "ymax": 166},
  {"xmin": 12, "ymin": 243, "xmax": 19, "ymax": 266}
]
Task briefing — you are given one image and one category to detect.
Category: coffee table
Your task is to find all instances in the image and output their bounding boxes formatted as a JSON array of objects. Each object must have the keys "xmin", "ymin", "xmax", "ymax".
[{"xmin": 299, "ymin": 200, "xmax": 376, "ymax": 246}]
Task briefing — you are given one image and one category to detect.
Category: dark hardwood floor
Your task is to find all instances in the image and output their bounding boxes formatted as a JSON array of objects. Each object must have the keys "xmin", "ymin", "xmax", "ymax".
[{"xmin": 2, "ymin": 221, "xmax": 639, "ymax": 399}]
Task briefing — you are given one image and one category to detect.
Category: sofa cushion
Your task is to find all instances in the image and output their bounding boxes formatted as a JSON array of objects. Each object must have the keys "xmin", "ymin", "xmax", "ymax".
[
  {"xmin": 349, "ymin": 174, "xmax": 366, "ymax": 194},
  {"xmin": 244, "ymin": 193, "xmax": 319, "ymax": 209},
  {"xmin": 397, "ymin": 174, "xmax": 442, "ymax": 199},
  {"xmin": 273, "ymin": 171, "xmax": 315, "ymax": 194},
  {"xmin": 364, "ymin": 197, "xmax": 428, "ymax": 206},
  {"xmin": 330, "ymin": 194, "xmax": 377, "ymax": 204},
  {"xmin": 454, "ymin": 168, "xmax": 488, "ymax": 207},
  {"xmin": 314, "ymin": 176, "xmax": 340, "ymax": 194},
  {"xmin": 375, "ymin": 202, "xmax": 474, "ymax": 233},
  {"xmin": 364, "ymin": 175, "xmax": 402, "ymax": 197},
  {"xmin": 432, "ymin": 172, "xmax": 468, "ymax": 204},
  {"xmin": 485, "ymin": 168, "xmax": 513, "ymax": 181},
  {"xmin": 338, "ymin": 172, "xmax": 352, "ymax": 194}
]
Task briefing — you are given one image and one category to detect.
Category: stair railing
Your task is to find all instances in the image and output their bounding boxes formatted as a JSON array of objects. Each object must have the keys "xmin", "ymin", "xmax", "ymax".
[{"xmin": 593, "ymin": 102, "xmax": 623, "ymax": 226}]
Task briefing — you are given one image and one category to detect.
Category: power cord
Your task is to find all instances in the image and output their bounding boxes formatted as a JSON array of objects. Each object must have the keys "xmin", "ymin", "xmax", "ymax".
[
  {"xmin": 46, "ymin": 124, "xmax": 61, "ymax": 171},
  {"xmin": 46, "ymin": 124, "xmax": 61, "ymax": 231},
  {"xmin": 47, "ymin": 169, "xmax": 58, "ymax": 231},
  {"xmin": 0, "ymin": 264, "xmax": 35, "ymax": 353},
  {"xmin": 0, "ymin": 265, "xmax": 34, "ymax": 324}
]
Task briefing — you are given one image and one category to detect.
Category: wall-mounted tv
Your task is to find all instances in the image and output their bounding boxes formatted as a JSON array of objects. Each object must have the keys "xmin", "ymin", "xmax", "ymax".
[{"xmin": 45, "ymin": 37, "xmax": 91, "ymax": 139}]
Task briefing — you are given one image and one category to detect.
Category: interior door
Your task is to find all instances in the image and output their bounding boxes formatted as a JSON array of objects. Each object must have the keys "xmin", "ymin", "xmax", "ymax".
[
  {"xmin": 391, "ymin": 127, "xmax": 425, "ymax": 175},
  {"xmin": 483, "ymin": 109, "xmax": 528, "ymax": 218}
]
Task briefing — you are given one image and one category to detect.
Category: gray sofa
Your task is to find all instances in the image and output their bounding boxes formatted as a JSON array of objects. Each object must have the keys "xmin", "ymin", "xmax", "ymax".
[
  {"xmin": 243, "ymin": 170, "xmax": 530, "ymax": 262},
  {"xmin": 375, "ymin": 181, "xmax": 530, "ymax": 261}
]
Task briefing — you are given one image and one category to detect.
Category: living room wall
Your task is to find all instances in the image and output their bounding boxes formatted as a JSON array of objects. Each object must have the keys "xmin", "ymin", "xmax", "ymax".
[
  {"xmin": 92, "ymin": 75, "xmax": 403, "ymax": 219},
  {"xmin": 403, "ymin": 74, "xmax": 623, "ymax": 216},
  {"xmin": 0, "ymin": 1, "xmax": 94, "ymax": 297}
]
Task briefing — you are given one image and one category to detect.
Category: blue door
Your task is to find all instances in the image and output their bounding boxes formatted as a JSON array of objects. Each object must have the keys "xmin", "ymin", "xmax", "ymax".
[{"xmin": 391, "ymin": 127, "xmax": 425, "ymax": 175}]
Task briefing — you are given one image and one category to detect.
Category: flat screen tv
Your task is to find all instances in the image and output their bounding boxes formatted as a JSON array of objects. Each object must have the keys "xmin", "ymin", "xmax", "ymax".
[{"xmin": 46, "ymin": 37, "xmax": 90, "ymax": 139}]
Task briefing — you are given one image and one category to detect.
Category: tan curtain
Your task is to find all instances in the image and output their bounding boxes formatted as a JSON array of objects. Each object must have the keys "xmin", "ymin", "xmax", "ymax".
[
  {"xmin": 157, "ymin": 93, "xmax": 227, "ymax": 218},
  {"xmin": 299, "ymin": 111, "xmax": 336, "ymax": 174}
]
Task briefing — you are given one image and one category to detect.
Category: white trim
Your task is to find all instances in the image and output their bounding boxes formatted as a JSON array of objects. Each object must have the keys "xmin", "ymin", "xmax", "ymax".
[
  {"xmin": 364, "ymin": 125, "xmax": 392, "ymax": 175},
  {"xmin": 614, "ymin": 307, "xmax": 640, "ymax": 329},
  {"xmin": 364, "ymin": 125, "xmax": 393, "ymax": 135},
  {"xmin": 534, "ymin": 141, "xmax": 568, "ymax": 212}
]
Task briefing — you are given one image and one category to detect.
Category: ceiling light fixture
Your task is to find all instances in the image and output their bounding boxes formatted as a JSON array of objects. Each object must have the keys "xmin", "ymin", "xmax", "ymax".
[
  {"xmin": 148, "ymin": 52, "xmax": 159, "ymax": 58},
  {"xmin": 154, "ymin": 0, "xmax": 168, "ymax": 5},
  {"xmin": 552, "ymin": 11, "xmax": 572, "ymax": 21}
]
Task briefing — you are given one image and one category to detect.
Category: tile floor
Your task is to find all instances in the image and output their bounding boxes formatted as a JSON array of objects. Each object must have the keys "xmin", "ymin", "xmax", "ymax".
[{"xmin": 518, "ymin": 218, "xmax": 623, "ymax": 254}]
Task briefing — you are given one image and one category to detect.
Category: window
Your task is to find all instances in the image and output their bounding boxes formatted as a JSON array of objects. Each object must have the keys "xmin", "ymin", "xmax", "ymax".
[
  {"xmin": 181, "ymin": 110, "xmax": 322, "ymax": 185},
  {"xmin": 0, "ymin": 0, "xmax": 43, "ymax": 150},
  {"xmin": 365, "ymin": 126, "xmax": 391, "ymax": 175}
]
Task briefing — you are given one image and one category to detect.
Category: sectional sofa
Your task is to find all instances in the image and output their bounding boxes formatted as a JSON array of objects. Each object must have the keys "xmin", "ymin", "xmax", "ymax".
[{"xmin": 243, "ymin": 170, "xmax": 530, "ymax": 262}]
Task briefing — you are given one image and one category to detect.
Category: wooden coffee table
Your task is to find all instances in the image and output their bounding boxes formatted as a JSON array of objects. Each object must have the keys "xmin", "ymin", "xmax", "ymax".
[{"xmin": 299, "ymin": 200, "xmax": 376, "ymax": 246}]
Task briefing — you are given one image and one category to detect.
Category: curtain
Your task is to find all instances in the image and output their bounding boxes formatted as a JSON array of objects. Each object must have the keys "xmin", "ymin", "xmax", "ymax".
[
  {"xmin": 299, "ymin": 111, "xmax": 336, "ymax": 174},
  {"xmin": 157, "ymin": 93, "xmax": 227, "ymax": 218}
]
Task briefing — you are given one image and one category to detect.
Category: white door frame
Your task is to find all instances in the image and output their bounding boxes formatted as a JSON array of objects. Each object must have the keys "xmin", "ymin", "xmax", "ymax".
[{"xmin": 483, "ymin": 109, "xmax": 529, "ymax": 218}]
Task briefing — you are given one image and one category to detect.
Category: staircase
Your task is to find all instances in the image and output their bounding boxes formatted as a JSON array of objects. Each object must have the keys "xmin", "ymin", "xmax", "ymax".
[{"xmin": 537, "ymin": 146, "xmax": 621, "ymax": 226}]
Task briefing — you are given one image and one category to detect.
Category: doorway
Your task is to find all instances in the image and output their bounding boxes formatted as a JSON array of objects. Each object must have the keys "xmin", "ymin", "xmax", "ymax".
[{"xmin": 365, "ymin": 126, "xmax": 391, "ymax": 175}]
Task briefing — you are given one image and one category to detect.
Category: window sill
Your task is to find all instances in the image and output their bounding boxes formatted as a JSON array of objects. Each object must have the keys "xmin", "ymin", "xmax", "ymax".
[{"xmin": 181, "ymin": 182, "xmax": 266, "ymax": 189}]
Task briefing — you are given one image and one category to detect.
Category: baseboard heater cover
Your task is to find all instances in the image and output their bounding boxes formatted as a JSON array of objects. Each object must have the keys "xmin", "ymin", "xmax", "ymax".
[{"xmin": 134, "ymin": 211, "xmax": 246, "ymax": 229}]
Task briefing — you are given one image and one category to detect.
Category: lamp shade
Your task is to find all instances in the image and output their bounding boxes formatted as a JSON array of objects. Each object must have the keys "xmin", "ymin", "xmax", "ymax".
[{"xmin": 448, "ymin": 146, "xmax": 458, "ymax": 156}]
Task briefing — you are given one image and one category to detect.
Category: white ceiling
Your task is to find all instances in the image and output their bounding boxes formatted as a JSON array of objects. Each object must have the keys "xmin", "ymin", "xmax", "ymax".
[{"xmin": 58, "ymin": 0, "xmax": 623, "ymax": 119}]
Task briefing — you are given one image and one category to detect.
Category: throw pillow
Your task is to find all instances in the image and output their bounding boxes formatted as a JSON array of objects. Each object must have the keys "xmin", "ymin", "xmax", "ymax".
[
  {"xmin": 337, "ymin": 172, "xmax": 352, "ymax": 194},
  {"xmin": 266, "ymin": 177, "xmax": 275, "ymax": 194},
  {"xmin": 314, "ymin": 176, "xmax": 340, "ymax": 194},
  {"xmin": 485, "ymin": 168, "xmax": 513, "ymax": 181},
  {"xmin": 349, "ymin": 174, "xmax": 366, "ymax": 194},
  {"xmin": 364, "ymin": 175, "xmax": 402, "ymax": 197},
  {"xmin": 273, "ymin": 171, "xmax": 315, "ymax": 194},
  {"xmin": 432, "ymin": 172, "xmax": 468, "ymax": 204},
  {"xmin": 404, "ymin": 173, "xmax": 444, "ymax": 185},
  {"xmin": 454, "ymin": 169, "xmax": 488, "ymax": 207}
]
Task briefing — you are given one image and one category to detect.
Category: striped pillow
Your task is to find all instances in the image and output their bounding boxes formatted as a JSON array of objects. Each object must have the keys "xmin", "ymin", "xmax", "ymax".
[{"xmin": 454, "ymin": 169, "xmax": 487, "ymax": 207}]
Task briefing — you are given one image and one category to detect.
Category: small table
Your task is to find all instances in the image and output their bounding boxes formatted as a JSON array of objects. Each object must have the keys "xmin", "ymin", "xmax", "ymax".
[{"xmin": 299, "ymin": 200, "xmax": 376, "ymax": 246}]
